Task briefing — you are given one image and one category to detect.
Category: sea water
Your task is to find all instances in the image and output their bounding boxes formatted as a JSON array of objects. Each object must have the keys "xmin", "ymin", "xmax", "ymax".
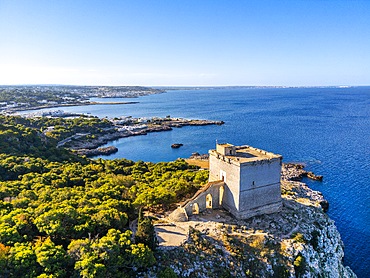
[{"xmin": 24, "ymin": 87, "xmax": 370, "ymax": 277}]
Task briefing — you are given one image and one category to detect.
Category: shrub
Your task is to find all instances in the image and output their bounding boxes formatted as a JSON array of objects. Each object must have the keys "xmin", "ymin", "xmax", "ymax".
[
  {"xmin": 158, "ymin": 266, "xmax": 177, "ymax": 278},
  {"xmin": 291, "ymin": 232, "xmax": 306, "ymax": 243},
  {"xmin": 293, "ymin": 254, "xmax": 307, "ymax": 278},
  {"xmin": 135, "ymin": 217, "xmax": 157, "ymax": 251},
  {"xmin": 310, "ymin": 230, "xmax": 320, "ymax": 251},
  {"xmin": 273, "ymin": 263, "xmax": 289, "ymax": 278}
]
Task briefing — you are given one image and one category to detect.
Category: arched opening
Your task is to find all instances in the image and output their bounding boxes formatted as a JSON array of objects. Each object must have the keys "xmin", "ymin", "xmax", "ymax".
[
  {"xmin": 206, "ymin": 194, "xmax": 212, "ymax": 209},
  {"xmin": 192, "ymin": 203, "xmax": 199, "ymax": 214},
  {"xmin": 219, "ymin": 186, "xmax": 224, "ymax": 206}
]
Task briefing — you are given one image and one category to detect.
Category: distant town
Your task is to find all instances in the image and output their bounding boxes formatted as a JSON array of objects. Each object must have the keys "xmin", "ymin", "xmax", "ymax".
[{"xmin": 0, "ymin": 85, "xmax": 164, "ymax": 113}]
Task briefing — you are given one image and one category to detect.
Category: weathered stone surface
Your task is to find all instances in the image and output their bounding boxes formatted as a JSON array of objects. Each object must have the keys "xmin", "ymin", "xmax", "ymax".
[
  {"xmin": 141, "ymin": 163, "xmax": 356, "ymax": 278},
  {"xmin": 319, "ymin": 200, "xmax": 329, "ymax": 212}
]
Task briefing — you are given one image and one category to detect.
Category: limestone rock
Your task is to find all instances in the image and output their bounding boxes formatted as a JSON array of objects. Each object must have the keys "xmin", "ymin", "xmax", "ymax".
[{"xmin": 139, "ymin": 163, "xmax": 356, "ymax": 277}]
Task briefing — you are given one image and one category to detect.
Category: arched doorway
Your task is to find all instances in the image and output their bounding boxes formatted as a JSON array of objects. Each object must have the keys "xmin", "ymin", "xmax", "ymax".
[
  {"xmin": 206, "ymin": 194, "xmax": 212, "ymax": 209},
  {"xmin": 219, "ymin": 186, "xmax": 224, "ymax": 206},
  {"xmin": 192, "ymin": 203, "xmax": 199, "ymax": 214}
]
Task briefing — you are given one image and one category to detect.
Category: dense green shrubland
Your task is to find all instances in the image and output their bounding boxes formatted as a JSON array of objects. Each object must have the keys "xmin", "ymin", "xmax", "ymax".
[{"xmin": 0, "ymin": 116, "xmax": 208, "ymax": 277}]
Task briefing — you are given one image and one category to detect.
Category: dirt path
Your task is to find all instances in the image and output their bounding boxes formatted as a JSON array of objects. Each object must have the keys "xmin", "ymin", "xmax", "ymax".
[
  {"xmin": 155, "ymin": 224, "xmax": 188, "ymax": 247},
  {"xmin": 154, "ymin": 209, "xmax": 238, "ymax": 248}
]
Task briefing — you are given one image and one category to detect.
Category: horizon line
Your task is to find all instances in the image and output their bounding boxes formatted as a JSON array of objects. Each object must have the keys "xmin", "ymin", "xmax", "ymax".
[{"xmin": 0, "ymin": 84, "xmax": 368, "ymax": 88}]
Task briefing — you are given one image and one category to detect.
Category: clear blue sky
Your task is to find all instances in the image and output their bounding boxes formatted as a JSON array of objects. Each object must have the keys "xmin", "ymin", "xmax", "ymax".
[{"xmin": 1, "ymin": 0, "xmax": 369, "ymax": 86}]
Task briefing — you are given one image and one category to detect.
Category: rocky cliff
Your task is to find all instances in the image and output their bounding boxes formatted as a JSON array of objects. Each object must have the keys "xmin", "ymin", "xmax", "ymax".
[{"xmin": 140, "ymin": 164, "xmax": 356, "ymax": 277}]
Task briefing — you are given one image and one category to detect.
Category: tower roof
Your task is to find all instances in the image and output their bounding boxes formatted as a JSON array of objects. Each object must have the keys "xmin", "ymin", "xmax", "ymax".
[{"xmin": 210, "ymin": 144, "xmax": 282, "ymax": 165}]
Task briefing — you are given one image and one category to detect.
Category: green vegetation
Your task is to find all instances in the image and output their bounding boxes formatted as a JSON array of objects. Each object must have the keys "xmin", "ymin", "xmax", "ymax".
[
  {"xmin": 135, "ymin": 216, "xmax": 157, "ymax": 251},
  {"xmin": 0, "ymin": 114, "xmax": 114, "ymax": 147},
  {"xmin": 293, "ymin": 254, "xmax": 307, "ymax": 277},
  {"xmin": 0, "ymin": 115, "xmax": 77, "ymax": 160},
  {"xmin": 0, "ymin": 115, "xmax": 208, "ymax": 277},
  {"xmin": 310, "ymin": 230, "xmax": 320, "ymax": 251},
  {"xmin": 157, "ymin": 266, "xmax": 178, "ymax": 278},
  {"xmin": 291, "ymin": 232, "xmax": 306, "ymax": 244}
]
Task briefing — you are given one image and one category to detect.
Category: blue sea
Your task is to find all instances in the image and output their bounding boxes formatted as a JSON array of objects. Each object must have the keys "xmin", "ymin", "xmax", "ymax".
[{"xmin": 24, "ymin": 87, "xmax": 370, "ymax": 277}]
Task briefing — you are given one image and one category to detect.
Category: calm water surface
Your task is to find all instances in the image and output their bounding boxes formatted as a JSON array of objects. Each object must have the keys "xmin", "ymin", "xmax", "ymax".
[{"xmin": 25, "ymin": 87, "xmax": 370, "ymax": 277}]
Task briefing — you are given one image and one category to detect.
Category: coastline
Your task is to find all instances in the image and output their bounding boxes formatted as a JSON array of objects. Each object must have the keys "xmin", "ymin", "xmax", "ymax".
[
  {"xmin": 63, "ymin": 118, "xmax": 225, "ymax": 156},
  {"xmin": 1, "ymin": 88, "xmax": 369, "ymax": 277},
  {"xmin": 6, "ymin": 101, "xmax": 139, "ymax": 113},
  {"xmin": 0, "ymin": 84, "xmax": 164, "ymax": 114}
]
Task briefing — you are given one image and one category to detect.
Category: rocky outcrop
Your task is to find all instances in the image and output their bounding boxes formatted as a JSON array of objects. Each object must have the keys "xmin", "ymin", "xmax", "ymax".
[
  {"xmin": 171, "ymin": 143, "xmax": 183, "ymax": 148},
  {"xmin": 189, "ymin": 152, "xmax": 209, "ymax": 160},
  {"xmin": 75, "ymin": 146, "xmax": 118, "ymax": 157},
  {"xmin": 306, "ymin": 171, "xmax": 323, "ymax": 181},
  {"xmin": 283, "ymin": 163, "xmax": 323, "ymax": 181},
  {"xmin": 140, "ymin": 164, "xmax": 356, "ymax": 277}
]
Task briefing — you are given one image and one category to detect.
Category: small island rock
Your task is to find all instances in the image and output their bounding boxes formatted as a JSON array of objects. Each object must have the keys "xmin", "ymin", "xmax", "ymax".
[{"xmin": 171, "ymin": 143, "xmax": 183, "ymax": 148}]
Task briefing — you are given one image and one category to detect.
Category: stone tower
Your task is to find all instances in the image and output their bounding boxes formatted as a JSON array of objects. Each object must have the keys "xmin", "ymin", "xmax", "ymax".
[{"xmin": 209, "ymin": 143, "xmax": 282, "ymax": 219}]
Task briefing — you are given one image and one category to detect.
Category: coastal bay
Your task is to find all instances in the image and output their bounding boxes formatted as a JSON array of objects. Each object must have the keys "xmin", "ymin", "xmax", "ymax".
[
  {"xmin": 69, "ymin": 117, "xmax": 224, "ymax": 156},
  {"xmin": 3, "ymin": 1, "xmax": 369, "ymax": 276},
  {"xmin": 11, "ymin": 87, "xmax": 370, "ymax": 276},
  {"xmin": 24, "ymin": 87, "xmax": 370, "ymax": 277}
]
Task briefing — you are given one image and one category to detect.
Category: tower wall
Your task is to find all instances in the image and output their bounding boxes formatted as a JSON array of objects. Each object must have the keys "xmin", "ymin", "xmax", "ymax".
[
  {"xmin": 209, "ymin": 144, "xmax": 282, "ymax": 219},
  {"xmin": 209, "ymin": 153, "xmax": 241, "ymax": 213},
  {"xmin": 238, "ymin": 159, "xmax": 282, "ymax": 218}
]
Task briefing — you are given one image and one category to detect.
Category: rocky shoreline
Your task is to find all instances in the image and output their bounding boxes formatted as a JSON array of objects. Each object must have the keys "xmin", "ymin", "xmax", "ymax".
[
  {"xmin": 74, "ymin": 146, "xmax": 118, "ymax": 157},
  {"xmin": 141, "ymin": 163, "xmax": 356, "ymax": 277},
  {"xmin": 284, "ymin": 163, "xmax": 323, "ymax": 181},
  {"xmin": 68, "ymin": 118, "xmax": 224, "ymax": 156}
]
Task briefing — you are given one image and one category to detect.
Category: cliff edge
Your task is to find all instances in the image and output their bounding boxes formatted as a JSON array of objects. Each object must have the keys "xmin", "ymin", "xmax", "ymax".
[{"xmin": 142, "ymin": 164, "xmax": 356, "ymax": 277}]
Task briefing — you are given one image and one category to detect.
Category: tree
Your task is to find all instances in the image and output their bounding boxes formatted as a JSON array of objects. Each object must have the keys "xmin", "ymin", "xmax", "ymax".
[
  {"xmin": 135, "ymin": 217, "xmax": 157, "ymax": 251},
  {"xmin": 8, "ymin": 242, "xmax": 40, "ymax": 278},
  {"xmin": 0, "ymin": 223, "xmax": 22, "ymax": 245},
  {"xmin": 138, "ymin": 206, "xmax": 144, "ymax": 223},
  {"xmin": 34, "ymin": 237, "xmax": 69, "ymax": 277},
  {"xmin": 34, "ymin": 205, "xmax": 85, "ymax": 243},
  {"xmin": 158, "ymin": 266, "xmax": 178, "ymax": 278},
  {"xmin": 90, "ymin": 207, "xmax": 128, "ymax": 236},
  {"xmin": 69, "ymin": 229, "xmax": 155, "ymax": 277},
  {"xmin": 0, "ymin": 243, "xmax": 10, "ymax": 276}
]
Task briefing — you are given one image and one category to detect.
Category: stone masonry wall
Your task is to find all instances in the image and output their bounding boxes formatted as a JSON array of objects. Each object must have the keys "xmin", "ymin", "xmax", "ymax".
[
  {"xmin": 183, "ymin": 182, "xmax": 224, "ymax": 216},
  {"xmin": 209, "ymin": 152, "xmax": 240, "ymax": 213}
]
